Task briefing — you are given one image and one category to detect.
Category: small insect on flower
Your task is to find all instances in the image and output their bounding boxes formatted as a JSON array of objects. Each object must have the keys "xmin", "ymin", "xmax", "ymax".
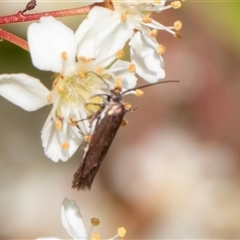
[{"xmin": 72, "ymin": 80, "xmax": 179, "ymax": 190}]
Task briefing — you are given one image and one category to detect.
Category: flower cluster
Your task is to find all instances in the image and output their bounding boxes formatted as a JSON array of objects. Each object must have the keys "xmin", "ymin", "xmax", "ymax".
[{"xmin": 0, "ymin": 0, "xmax": 182, "ymax": 162}]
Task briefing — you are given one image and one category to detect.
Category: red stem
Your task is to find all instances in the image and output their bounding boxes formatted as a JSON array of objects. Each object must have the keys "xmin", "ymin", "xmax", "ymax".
[
  {"xmin": 0, "ymin": 4, "xmax": 95, "ymax": 25},
  {"xmin": 0, "ymin": 29, "xmax": 29, "ymax": 51}
]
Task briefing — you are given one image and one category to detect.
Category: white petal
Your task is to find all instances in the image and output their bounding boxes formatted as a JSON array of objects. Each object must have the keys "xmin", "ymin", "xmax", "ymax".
[
  {"xmin": 0, "ymin": 74, "xmax": 49, "ymax": 111},
  {"xmin": 61, "ymin": 198, "xmax": 87, "ymax": 240},
  {"xmin": 41, "ymin": 117, "xmax": 84, "ymax": 162},
  {"xmin": 75, "ymin": 6, "xmax": 134, "ymax": 66},
  {"xmin": 28, "ymin": 16, "xmax": 77, "ymax": 74},
  {"xmin": 129, "ymin": 32, "xmax": 165, "ymax": 83}
]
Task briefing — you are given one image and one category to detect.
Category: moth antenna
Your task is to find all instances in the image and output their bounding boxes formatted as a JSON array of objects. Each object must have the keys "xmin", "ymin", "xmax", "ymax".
[{"xmin": 122, "ymin": 80, "xmax": 180, "ymax": 95}]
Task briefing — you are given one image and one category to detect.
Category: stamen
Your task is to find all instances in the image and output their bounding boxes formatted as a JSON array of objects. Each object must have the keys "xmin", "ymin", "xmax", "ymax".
[
  {"xmin": 121, "ymin": 119, "xmax": 128, "ymax": 126},
  {"xmin": 123, "ymin": 102, "xmax": 132, "ymax": 110},
  {"xmin": 157, "ymin": 44, "xmax": 166, "ymax": 55},
  {"xmin": 91, "ymin": 233, "xmax": 100, "ymax": 240},
  {"xmin": 78, "ymin": 56, "xmax": 87, "ymax": 62},
  {"xmin": 142, "ymin": 16, "xmax": 152, "ymax": 24},
  {"xmin": 121, "ymin": 13, "xmax": 127, "ymax": 22},
  {"xmin": 56, "ymin": 84, "xmax": 64, "ymax": 93},
  {"xmin": 55, "ymin": 120, "xmax": 62, "ymax": 130},
  {"xmin": 171, "ymin": 1, "xmax": 182, "ymax": 9},
  {"xmin": 135, "ymin": 89, "xmax": 144, "ymax": 97},
  {"xmin": 174, "ymin": 20, "xmax": 182, "ymax": 31},
  {"xmin": 84, "ymin": 135, "xmax": 92, "ymax": 142},
  {"xmin": 115, "ymin": 49, "xmax": 124, "ymax": 59},
  {"xmin": 61, "ymin": 142, "xmax": 70, "ymax": 150},
  {"xmin": 46, "ymin": 93, "xmax": 52, "ymax": 103},
  {"xmin": 70, "ymin": 117, "xmax": 78, "ymax": 126},
  {"xmin": 174, "ymin": 32, "xmax": 182, "ymax": 39},
  {"xmin": 128, "ymin": 64, "xmax": 136, "ymax": 73},
  {"xmin": 150, "ymin": 29, "xmax": 158, "ymax": 37},
  {"xmin": 115, "ymin": 77, "xmax": 122, "ymax": 87},
  {"xmin": 61, "ymin": 51, "xmax": 68, "ymax": 60},
  {"xmin": 91, "ymin": 218, "xmax": 100, "ymax": 226},
  {"xmin": 96, "ymin": 67, "xmax": 103, "ymax": 75},
  {"xmin": 77, "ymin": 71, "xmax": 86, "ymax": 79},
  {"xmin": 118, "ymin": 227, "xmax": 127, "ymax": 238}
]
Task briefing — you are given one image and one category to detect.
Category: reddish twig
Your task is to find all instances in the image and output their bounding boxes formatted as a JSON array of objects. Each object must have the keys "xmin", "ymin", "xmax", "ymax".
[
  {"xmin": 0, "ymin": 28, "xmax": 29, "ymax": 51},
  {"xmin": 0, "ymin": 4, "xmax": 95, "ymax": 25}
]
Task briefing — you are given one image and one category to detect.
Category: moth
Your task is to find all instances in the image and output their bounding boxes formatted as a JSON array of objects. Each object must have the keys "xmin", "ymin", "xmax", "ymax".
[{"xmin": 72, "ymin": 80, "xmax": 179, "ymax": 190}]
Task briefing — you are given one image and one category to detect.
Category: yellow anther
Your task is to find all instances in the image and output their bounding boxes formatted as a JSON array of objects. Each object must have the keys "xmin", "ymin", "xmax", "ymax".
[
  {"xmin": 121, "ymin": 119, "xmax": 128, "ymax": 126},
  {"xmin": 61, "ymin": 142, "xmax": 70, "ymax": 150},
  {"xmin": 70, "ymin": 117, "xmax": 78, "ymax": 126},
  {"xmin": 174, "ymin": 32, "xmax": 182, "ymax": 39},
  {"xmin": 61, "ymin": 51, "xmax": 68, "ymax": 60},
  {"xmin": 115, "ymin": 78, "xmax": 122, "ymax": 87},
  {"xmin": 91, "ymin": 233, "xmax": 100, "ymax": 240},
  {"xmin": 96, "ymin": 67, "xmax": 103, "ymax": 75},
  {"xmin": 56, "ymin": 84, "xmax": 64, "ymax": 93},
  {"xmin": 77, "ymin": 71, "xmax": 85, "ymax": 79},
  {"xmin": 78, "ymin": 56, "xmax": 87, "ymax": 62},
  {"xmin": 150, "ymin": 29, "xmax": 158, "ymax": 37},
  {"xmin": 157, "ymin": 44, "xmax": 166, "ymax": 55},
  {"xmin": 91, "ymin": 218, "xmax": 100, "ymax": 226},
  {"xmin": 142, "ymin": 16, "xmax": 152, "ymax": 24},
  {"xmin": 84, "ymin": 135, "xmax": 92, "ymax": 142},
  {"xmin": 135, "ymin": 89, "xmax": 144, "ymax": 97},
  {"xmin": 118, "ymin": 227, "xmax": 127, "ymax": 238},
  {"xmin": 171, "ymin": 1, "xmax": 182, "ymax": 9},
  {"xmin": 174, "ymin": 20, "xmax": 182, "ymax": 31},
  {"xmin": 121, "ymin": 13, "xmax": 127, "ymax": 22},
  {"xmin": 115, "ymin": 49, "xmax": 124, "ymax": 59},
  {"xmin": 124, "ymin": 102, "xmax": 132, "ymax": 110},
  {"xmin": 55, "ymin": 120, "xmax": 62, "ymax": 130},
  {"xmin": 128, "ymin": 63, "xmax": 136, "ymax": 73},
  {"xmin": 46, "ymin": 94, "xmax": 52, "ymax": 103}
]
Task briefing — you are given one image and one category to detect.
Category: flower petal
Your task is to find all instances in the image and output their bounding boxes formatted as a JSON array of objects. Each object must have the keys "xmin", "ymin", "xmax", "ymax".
[
  {"xmin": 75, "ymin": 6, "xmax": 134, "ymax": 67},
  {"xmin": 41, "ymin": 117, "xmax": 84, "ymax": 162},
  {"xmin": 61, "ymin": 198, "xmax": 87, "ymax": 240},
  {"xmin": 129, "ymin": 32, "xmax": 165, "ymax": 83},
  {"xmin": 0, "ymin": 73, "xmax": 49, "ymax": 111},
  {"xmin": 28, "ymin": 16, "xmax": 77, "ymax": 74}
]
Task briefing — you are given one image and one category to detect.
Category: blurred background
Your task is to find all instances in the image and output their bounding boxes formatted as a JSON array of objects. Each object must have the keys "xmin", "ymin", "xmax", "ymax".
[{"xmin": 1, "ymin": 0, "xmax": 240, "ymax": 239}]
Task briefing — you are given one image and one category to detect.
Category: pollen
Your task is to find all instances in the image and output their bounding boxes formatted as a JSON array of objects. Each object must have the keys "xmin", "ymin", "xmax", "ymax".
[
  {"xmin": 157, "ymin": 44, "xmax": 166, "ymax": 55},
  {"xmin": 171, "ymin": 1, "xmax": 182, "ymax": 9},
  {"xmin": 150, "ymin": 29, "xmax": 158, "ymax": 37},
  {"xmin": 96, "ymin": 67, "xmax": 103, "ymax": 75},
  {"xmin": 174, "ymin": 20, "xmax": 182, "ymax": 31},
  {"xmin": 135, "ymin": 89, "xmax": 144, "ymax": 97},
  {"xmin": 55, "ymin": 120, "xmax": 62, "ymax": 130},
  {"xmin": 77, "ymin": 71, "xmax": 86, "ymax": 79},
  {"xmin": 118, "ymin": 227, "xmax": 127, "ymax": 238},
  {"xmin": 115, "ymin": 49, "xmax": 124, "ymax": 59},
  {"xmin": 128, "ymin": 64, "xmax": 136, "ymax": 73},
  {"xmin": 61, "ymin": 51, "xmax": 68, "ymax": 60},
  {"xmin": 121, "ymin": 13, "xmax": 127, "ymax": 22},
  {"xmin": 56, "ymin": 84, "xmax": 64, "ymax": 93},
  {"xmin": 142, "ymin": 16, "xmax": 152, "ymax": 24},
  {"xmin": 121, "ymin": 119, "xmax": 128, "ymax": 126},
  {"xmin": 115, "ymin": 77, "xmax": 122, "ymax": 88},
  {"xmin": 46, "ymin": 93, "xmax": 52, "ymax": 103},
  {"xmin": 91, "ymin": 233, "xmax": 100, "ymax": 240},
  {"xmin": 61, "ymin": 142, "xmax": 70, "ymax": 150},
  {"xmin": 91, "ymin": 218, "xmax": 100, "ymax": 226}
]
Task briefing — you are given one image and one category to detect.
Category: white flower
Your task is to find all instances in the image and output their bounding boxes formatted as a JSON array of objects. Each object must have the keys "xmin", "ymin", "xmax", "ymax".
[
  {"xmin": 90, "ymin": 1, "xmax": 182, "ymax": 82},
  {"xmin": 36, "ymin": 198, "xmax": 126, "ymax": 240},
  {"xmin": 0, "ymin": 15, "xmax": 137, "ymax": 162}
]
